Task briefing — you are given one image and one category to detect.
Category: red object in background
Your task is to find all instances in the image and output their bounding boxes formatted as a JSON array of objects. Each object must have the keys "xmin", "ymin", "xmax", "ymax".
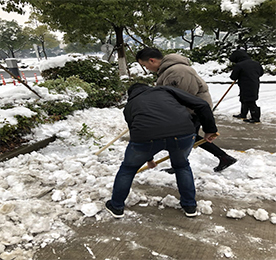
[
  {"xmin": 21, "ymin": 72, "xmax": 27, "ymax": 83},
  {"xmin": 1, "ymin": 74, "xmax": 6, "ymax": 85},
  {"xmin": 34, "ymin": 73, "xmax": 38, "ymax": 83}
]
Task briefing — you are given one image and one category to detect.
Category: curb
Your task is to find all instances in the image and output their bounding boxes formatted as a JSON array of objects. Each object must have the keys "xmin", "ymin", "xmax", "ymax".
[{"xmin": 0, "ymin": 135, "xmax": 57, "ymax": 162}]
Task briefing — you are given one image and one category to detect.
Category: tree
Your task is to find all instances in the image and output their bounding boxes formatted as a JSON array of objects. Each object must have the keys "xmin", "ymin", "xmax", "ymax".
[
  {"xmin": 191, "ymin": 0, "xmax": 235, "ymax": 42},
  {"xmin": 124, "ymin": 0, "xmax": 176, "ymax": 48},
  {"xmin": 2, "ymin": 0, "xmax": 274, "ymax": 65},
  {"xmin": 219, "ymin": 0, "xmax": 276, "ymax": 59},
  {"xmin": 160, "ymin": 1, "xmax": 206, "ymax": 50},
  {"xmin": 0, "ymin": 18, "xmax": 28, "ymax": 57},
  {"xmin": 63, "ymin": 41, "xmax": 102, "ymax": 54},
  {"xmin": 23, "ymin": 25, "xmax": 60, "ymax": 59},
  {"xmin": 1, "ymin": 0, "xmax": 176, "ymax": 75}
]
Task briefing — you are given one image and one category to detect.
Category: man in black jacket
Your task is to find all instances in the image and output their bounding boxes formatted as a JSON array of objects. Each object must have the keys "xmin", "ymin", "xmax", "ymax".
[
  {"xmin": 229, "ymin": 49, "xmax": 264, "ymax": 123},
  {"xmin": 106, "ymin": 83, "xmax": 218, "ymax": 219}
]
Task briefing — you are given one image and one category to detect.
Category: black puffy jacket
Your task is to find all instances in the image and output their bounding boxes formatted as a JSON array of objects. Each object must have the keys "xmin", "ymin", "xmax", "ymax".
[
  {"xmin": 124, "ymin": 84, "xmax": 217, "ymax": 142},
  {"xmin": 229, "ymin": 50, "xmax": 264, "ymax": 102}
]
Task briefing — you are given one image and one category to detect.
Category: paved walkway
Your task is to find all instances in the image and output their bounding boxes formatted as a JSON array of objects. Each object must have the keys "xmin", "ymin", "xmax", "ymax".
[
  {"xmin": 33, "ymin": 115, "xmax": 276, "ymax": 260},
  {"xmin": 211, "ymin": 115, "xmax": 276, "ymax": 153},
  {"xmin": 33, "ymin": 187, "xmax": 276, "ymax": 260}
]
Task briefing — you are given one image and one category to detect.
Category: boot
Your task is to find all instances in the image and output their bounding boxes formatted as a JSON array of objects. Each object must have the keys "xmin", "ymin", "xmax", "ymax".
[
  {"xmin": 240, "ymin": 103, "xmax": 249, "ymax": 119},
  {"xmin": 252, "ymin": 107, "xmax": 261, "ymax": 122},
  {"xmin": 214, "ymin": 154, "xmax": 237, "ymax": 172},
  {"xmin": 243, "ymin": 118, "xmax": 261, "ymax": 124},
  {"xmin": 233, "ymin": 114, "xmax": 247, "ymax": 119},
  {"xmin": 244, "ymin": 107, "xmax": 261, "ymax": 123}
]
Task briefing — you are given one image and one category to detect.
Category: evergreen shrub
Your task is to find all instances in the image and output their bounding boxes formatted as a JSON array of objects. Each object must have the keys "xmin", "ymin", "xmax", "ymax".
[{"xmin": 41, "ymin": 57, "xmax": 126, "ymax": 108}]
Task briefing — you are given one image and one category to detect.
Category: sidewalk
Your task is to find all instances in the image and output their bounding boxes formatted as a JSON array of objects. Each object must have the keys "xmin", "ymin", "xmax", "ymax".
[
  {"xmin": 33, "ymin": 186, "xmax": 276, "ymax": 260},
  {"xmin": 33, "ymin": 116, "xmax": 276, "ymax": 260}
]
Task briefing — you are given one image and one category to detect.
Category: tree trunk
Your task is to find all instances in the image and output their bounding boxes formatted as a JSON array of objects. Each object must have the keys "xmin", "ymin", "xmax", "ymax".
[
  {"xmin": 41, "ymin": 41, "xmax": 48, "ymax": 60},
  {"xmin": 114, "ymin": 26, "xmax": 127, "ymax": 76},
  {"xmin": 9, "ymin": 48, "xmax": 15, "ymax": 58},
  {"xmin": 213, "ymin": 28, "xmax": 220, "ymax": 41}
]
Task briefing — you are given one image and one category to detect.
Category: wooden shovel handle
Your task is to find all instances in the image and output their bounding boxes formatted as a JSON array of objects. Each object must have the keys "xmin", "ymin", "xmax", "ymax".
[
  {"xmin": 137, "ymin": 133, "xmax": 219, "ymax": 173},
  {"xmin": 94, "ymin": 128, "xmax": 128, "ymax": 155}
]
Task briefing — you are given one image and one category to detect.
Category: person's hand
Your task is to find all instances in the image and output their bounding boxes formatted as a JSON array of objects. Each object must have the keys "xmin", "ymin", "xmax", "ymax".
[
  {"xmin": 204, "ymin": 133, "xmax": 218, "ymax": 143},
  {"xmin": 147, "ymin": 160, "xmax": 157, "ymax": 169}
]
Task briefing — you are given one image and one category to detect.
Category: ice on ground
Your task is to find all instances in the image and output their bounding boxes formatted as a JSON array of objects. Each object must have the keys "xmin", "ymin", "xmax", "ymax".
[
  {"xmin": 197, "ymin": 200, "xmax": 213, "ymax": 215},
  {"xmin": 217, "ymin": 245, "xmax": 235, "ymax": 258},
  {"xmin": 226, "ymin": 208, "xmax": 246, "ymax": 219},
  {"xmin": 270, "ymin": 213, "xmax": 276, "ymax": 224},
  {"xmin": 161, "ymin": 194, "xmax": 181, "ymax": 209},
  {"xmin": 247, "ymin": 208, "xmax": 270, "ymax": 221}
]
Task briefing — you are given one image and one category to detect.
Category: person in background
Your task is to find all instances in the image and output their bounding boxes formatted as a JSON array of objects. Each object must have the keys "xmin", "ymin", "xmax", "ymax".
[
  {"xmin": 106, "ymin": 83, "xmax": 218, "ymax": 219},
  {"xmin": 229, "ymin": 49, "xmax": 264, "ymax": 124},
  {"xmin": 136, "ymin": 48, "xmax": 237, "ymax": 172}
]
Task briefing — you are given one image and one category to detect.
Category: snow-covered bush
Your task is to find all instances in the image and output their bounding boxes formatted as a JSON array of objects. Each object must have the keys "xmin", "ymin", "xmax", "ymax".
[{"xmin": 40, "ymin": 57, "xmax": 125, "ymax": 108}]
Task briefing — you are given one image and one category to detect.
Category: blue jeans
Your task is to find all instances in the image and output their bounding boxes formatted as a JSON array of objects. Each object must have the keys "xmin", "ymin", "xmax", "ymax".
[{"xmin": 111, "ymin": 133, "xmax": 196, "ymax": 209}]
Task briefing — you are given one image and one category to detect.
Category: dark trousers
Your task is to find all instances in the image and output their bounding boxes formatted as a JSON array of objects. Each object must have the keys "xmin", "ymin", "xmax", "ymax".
[
  {"xmin": 241, "ymin": 101, "xmax": 261, "ymax": 121},
  {"xmin": 195, "ymin": 125, "xmax": 226, "ymax": 158},
  {"xmin": 111, "ymin": 134, "xmax": 197, "ymax": 209}
]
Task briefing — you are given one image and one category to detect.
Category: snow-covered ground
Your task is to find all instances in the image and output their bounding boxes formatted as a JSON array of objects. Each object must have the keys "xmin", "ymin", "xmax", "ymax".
[{"xmin": 0, "ymin": 55, "xmax": 275, "ymax": 259}]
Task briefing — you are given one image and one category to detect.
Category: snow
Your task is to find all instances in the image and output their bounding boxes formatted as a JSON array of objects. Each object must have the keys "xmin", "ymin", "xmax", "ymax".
[
  {"xmin": 226, "ymin": 208, "xmax": 246, "ymax": 219},
  {"xmin": 0, "ymin": 107, "xmax": 37, "ymax": 126},
  {"xmin": 0, "ymin": 54, "xmax": 276, "ymax": 259},
  {"xmin": 221, "ymin": 0, "xmax": 266, "ymax": 16}
]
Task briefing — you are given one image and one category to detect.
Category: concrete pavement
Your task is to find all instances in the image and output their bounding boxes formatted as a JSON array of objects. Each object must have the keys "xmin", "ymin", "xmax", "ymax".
[{"xmin": 33, "ymin": 115, "xmax": 276, "ymax": 260}]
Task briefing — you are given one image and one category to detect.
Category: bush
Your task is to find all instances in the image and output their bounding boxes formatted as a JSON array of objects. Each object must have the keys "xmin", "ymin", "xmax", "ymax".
[
  {"xmin": 0, "ymin": 115, "xmax": 39, "ymax": 148},
  {"xmin": 40, "ymin": 57, "xmax": 126, "ymax": 108},
  {"xmin": 0, "ymin": 57, "xmax": 128, "ymax": 152}
]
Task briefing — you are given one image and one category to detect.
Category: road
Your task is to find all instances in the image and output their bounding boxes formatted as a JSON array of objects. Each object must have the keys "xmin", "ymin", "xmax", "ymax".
[{"xmin": 0, "ymin": 69, "xmax": 41, "ymax": 79}]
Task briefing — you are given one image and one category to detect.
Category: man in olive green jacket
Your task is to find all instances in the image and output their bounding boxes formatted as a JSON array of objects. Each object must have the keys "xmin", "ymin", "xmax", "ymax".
[{"xmin": 136, "ymin": 48, "xmax": 237, "ymax": 172}]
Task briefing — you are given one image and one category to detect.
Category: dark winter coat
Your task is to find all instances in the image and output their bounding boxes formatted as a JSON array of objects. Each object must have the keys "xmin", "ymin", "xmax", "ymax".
[
  {"xmin": 229, "ymin": 50, "xmax": 264, "ymax": 102},
  {"xmin": 124, "ymin": 84, "xmax": 217, "ymax": 142},
  {"xmin": 156, "ymin": 54, "xmax": 213, "ymax": 109}
]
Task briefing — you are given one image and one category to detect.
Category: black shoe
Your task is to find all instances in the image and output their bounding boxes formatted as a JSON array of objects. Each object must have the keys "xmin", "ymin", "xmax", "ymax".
[
  {"xmin": 243, "ymin": 118, "xmax": 261, "ymax": 124},
  {"xmin": 105, "ymin": 200, "xmax": 124, "ymax": 219},
  {"xmin": 214, "ymin": 155, "xmax": 237, "ymax": 172},
  {"xmin": 162, "ymin": 168, "xmax": 175, "ymax": 174},
  {"xmin": 233, "ymin": 114, "xmax": 246, "ymax": 119},
  {"xmin": 182, "ymin": 205, "xmax": 197, "ymax": 217}
]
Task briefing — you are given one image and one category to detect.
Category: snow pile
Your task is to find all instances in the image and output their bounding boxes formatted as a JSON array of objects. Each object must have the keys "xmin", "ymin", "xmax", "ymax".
[
  {"xmin": 39, "ymin": 53, "xmax": 84, "ymax": 72},
  {"xmin": 0, "ymin": 107, "xmax": 37, "ymax": 127}
]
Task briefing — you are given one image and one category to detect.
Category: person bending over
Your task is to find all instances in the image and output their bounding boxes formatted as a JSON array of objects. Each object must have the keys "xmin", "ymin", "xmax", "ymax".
[{"xmin": 106, "ymin": 83, "xmax": 218, "ymax": 219}]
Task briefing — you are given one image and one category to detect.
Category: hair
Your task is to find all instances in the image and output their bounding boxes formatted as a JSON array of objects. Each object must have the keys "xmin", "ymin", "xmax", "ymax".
[
  {"xmin": 127, "ymin": 83, "xmax": 150, "ymax": 96},
  {"xmin": 136, "ymin": 48, "xmax": 163, "ymax": 62}
]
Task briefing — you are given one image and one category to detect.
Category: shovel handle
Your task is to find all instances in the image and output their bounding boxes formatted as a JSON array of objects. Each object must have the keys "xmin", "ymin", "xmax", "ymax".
[
  {"xmin": 137, "ymin": 133, "xmax": 219, "ymax": 173},
  {"xmin": 212, "ymin": 81, "xmax": 236, "ymax": 112},
  {"xmin": 94, "ymin": 128, "xmax": 128, "ymax": 155}
]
